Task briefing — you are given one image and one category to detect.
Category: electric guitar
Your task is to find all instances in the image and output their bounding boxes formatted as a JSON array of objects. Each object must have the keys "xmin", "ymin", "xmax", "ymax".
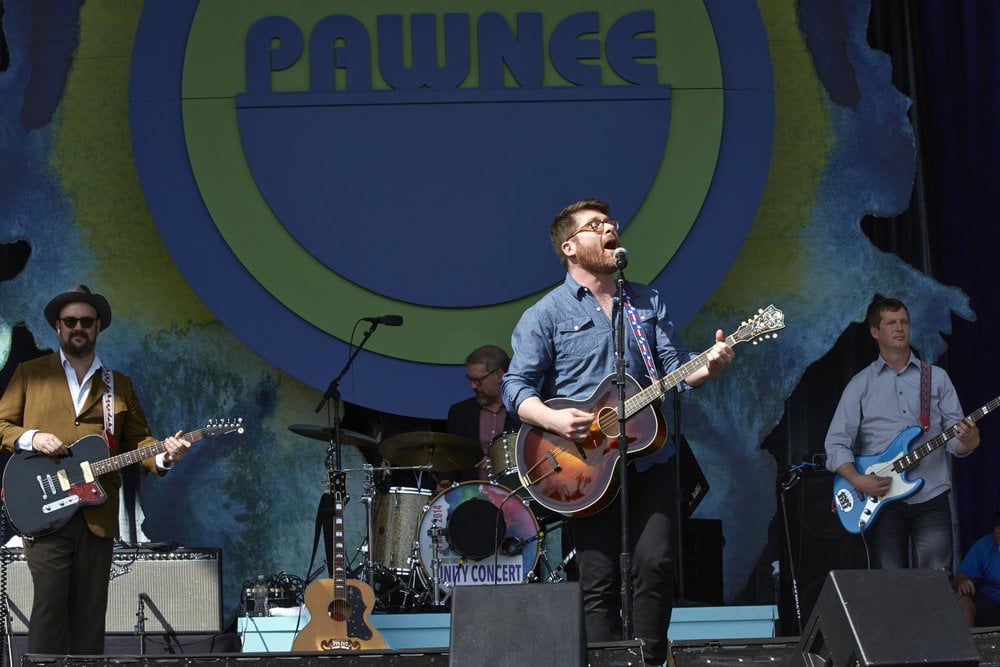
[
  {"xmin": 833, "ymin": 394, "xmax": 1000, "ymax": 534},
  {"xmin": 1, "ymin": 419, "xmax": 244, "ymax": 537},
  {"xmin": 514, "ymin": 304, "xmax": 785, "ymax": 518},
  {"xmin": 292, "ymin": 470, "xmax": 386, "ymax": 652}
]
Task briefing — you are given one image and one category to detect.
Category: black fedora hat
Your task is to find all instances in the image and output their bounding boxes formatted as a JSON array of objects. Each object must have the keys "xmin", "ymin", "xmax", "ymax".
[{"xmin": 44, "ymin": 284, "xmax": 112, "ymax": 330}]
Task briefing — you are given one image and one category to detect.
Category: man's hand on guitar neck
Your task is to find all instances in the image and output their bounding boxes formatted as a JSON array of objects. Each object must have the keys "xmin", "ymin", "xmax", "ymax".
[
  {"xmin": 685, "ymin": 329, "xmax": 735, "ymax": 387},
  {"xmin": 954, "ymin": 418, "xmax": 980, "ymax": 455},
  {"xmin": 836, "ymin": 462, "xmax": 891, "ymax": 498}
]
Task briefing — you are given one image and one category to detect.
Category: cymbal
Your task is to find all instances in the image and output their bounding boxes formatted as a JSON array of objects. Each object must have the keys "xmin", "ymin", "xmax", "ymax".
[
  {"xmin": 378, "ymin": 431, "xmax": 481, "ymax": 470},
  {"xmin": 288, "ymin": 424, "xmax": 377, "ymax": 449}
]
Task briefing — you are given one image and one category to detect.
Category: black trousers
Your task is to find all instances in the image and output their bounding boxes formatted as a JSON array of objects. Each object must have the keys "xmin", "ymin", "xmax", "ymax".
[
  {"xmin": 24, "ymin": 511, "xmax": 114, "ymax": 654},
  {"xmin": 569, "ymin": 457, "xmax": 678, "ymax": 665}
]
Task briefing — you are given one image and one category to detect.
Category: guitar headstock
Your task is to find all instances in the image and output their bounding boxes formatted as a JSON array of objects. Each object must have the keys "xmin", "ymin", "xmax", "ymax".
[
  {"xmin": 327, "ymin": 469, "xmax": 347, "ymax": 500},
  {"xmin": 204, "ymin": 418, "xmax": 245, "ymax": 439},
  {"xmin": 731, "ymin": 305, "xmax": 785, "ymax": 345}
]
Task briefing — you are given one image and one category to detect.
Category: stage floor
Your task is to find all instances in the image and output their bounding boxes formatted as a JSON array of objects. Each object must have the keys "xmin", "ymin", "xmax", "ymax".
[{"xmin": 237, "ymin": 604, "xmax": 779, "ymax": 652}]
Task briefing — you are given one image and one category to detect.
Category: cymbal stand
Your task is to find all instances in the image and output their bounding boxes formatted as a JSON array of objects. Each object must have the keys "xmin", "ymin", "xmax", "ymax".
[
  {"xmin": 360, "ymin": 464, "xmax": 376, "ymax": 586},
  {"xmin": 400, "ymin": 543, "xmax": 423, "ymax": 610}
]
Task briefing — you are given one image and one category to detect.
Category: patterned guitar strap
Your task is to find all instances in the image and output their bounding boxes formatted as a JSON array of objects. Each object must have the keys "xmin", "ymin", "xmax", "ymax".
[
  {"xmin": 101, "ymin": 367, "xmax": 116, "ymax": 451},
  {"xmin": 621, "ymin": 286, "xmax": 660, "ymax": 382},
  {"xmin": 919, "ymin": 359, "xmax": 931, "ymax": 432}
]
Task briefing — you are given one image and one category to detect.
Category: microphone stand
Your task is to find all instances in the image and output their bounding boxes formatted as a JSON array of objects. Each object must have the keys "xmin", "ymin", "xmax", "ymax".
[
  {"xmin": 311, "ymin": 320, "xmax": 382, "ymax": 576},
  {"xmin": 134, "ymin": 593, "xmax": 148, "ymax": 655},
  {"xmin": 672, "ymin": 390, "xmax": 688, "ymax": 603},
  {"xmin": 613, "ymin": 266, "xmax": 634, "ymax": 642}
]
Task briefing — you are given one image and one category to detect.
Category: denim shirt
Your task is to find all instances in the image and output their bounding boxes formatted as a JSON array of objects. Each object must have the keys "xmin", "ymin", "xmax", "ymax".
[
  {"xmin": 824, "ymin": 352, "xmax": 968, "ymax": 504},
  {"xmin": 502, "ymin": 274, "xmax": 696, "ymax": 469}
]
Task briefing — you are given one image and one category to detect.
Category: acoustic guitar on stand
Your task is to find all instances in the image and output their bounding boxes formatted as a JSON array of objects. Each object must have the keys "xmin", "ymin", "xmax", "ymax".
[
  {"xmin": 514, "ymin": 304, "xmax": 785, "ymax": 518},
  {"xmin": 292, "ymin": 469, "xmax": 386, "ymax": 652}
]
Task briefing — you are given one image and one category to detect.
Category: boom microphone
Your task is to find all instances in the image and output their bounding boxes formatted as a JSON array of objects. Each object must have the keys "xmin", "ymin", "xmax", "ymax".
[{"xmin": 361, "ymin": 315, "xmax": 404, "ymax": 326}]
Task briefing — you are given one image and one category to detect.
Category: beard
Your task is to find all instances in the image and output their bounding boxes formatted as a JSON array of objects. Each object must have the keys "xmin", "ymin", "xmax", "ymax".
[
  {"xmin": 61, "ymin": 332, "xmax": 96, "ymax": 358},
  {"xmin": 575, "ymin": 243, "xmax": 617, "ymax": 275}
]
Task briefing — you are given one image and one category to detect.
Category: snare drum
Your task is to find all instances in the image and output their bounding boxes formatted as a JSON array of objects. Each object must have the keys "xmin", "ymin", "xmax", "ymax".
[
  {"xmin": 372, "ymin": 487, "xmax": 431, "ymax": 574},
  {"xmin": 416, "ymin": 481, "xmax": 539, "ymax": 588}
]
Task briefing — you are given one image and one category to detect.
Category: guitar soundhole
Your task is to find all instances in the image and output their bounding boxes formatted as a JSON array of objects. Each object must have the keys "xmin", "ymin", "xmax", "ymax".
[
  {"xmin": 328, "ymin": 599, "xmax": 351, "ymax": 623},
  {"xmin": 596, "ymin": 406, "xmax": 619, "ymax": 438}
]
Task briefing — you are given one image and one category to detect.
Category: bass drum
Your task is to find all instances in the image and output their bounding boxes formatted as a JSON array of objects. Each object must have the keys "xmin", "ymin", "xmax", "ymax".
[{"xmin": 416, "ymin": 481, "xmax": 539, "ymax": 589}]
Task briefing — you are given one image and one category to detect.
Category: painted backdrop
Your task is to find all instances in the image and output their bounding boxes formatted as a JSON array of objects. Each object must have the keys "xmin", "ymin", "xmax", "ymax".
[{"xmin": 0, "ymin": 0, "xmax": 977, "ymax": 624}]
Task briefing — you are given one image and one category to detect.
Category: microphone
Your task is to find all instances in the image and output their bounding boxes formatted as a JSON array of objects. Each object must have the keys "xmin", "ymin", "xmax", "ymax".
[
  {"xmin": 500, "ymin": 536, "xmax": 526, "ymax": 556},
  {"xmin": 361, "ymin": 315, "xmax": 404, "ymax": 326},
  {"xmin": 613, "ymin": 247, "xmax": 629, "ymax": 270}
]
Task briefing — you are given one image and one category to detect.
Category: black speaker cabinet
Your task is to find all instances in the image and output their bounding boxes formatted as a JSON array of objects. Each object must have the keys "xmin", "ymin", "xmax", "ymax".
[
  {"xmin": 449, "ymin": 582, "xmax": 587, "ymax": 666},
  {"xmin": 795, "ymin": 569, "xmax": 979, "ymax": 666},
  {"xmin": 681, "ymin": 518, "xmax": 724, "ymax": 605},
  {"xmin": 3, "ymin": 546, "xmax": 223, "ymax": 633},
  {"xmin": 778, "ymin": 470, "xmax": 867, "ymax": 635}
]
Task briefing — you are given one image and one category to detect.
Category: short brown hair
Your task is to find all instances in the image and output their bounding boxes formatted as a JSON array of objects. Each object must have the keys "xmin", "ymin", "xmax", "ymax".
[
  {"xmin": 866, "ymin": 297, "xmax": 908, "ymax": 328},
  {"xmin": 550, "ymin": 198, "xmax": 610, "ymax": 269},
  {"xmin": 465, "ymin": 344, "xmax": 510, "ymax": 372}
]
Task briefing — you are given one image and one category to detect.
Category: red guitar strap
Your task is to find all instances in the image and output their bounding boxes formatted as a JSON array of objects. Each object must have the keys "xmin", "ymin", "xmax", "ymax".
[
  {"xmin": 919, "ymin": 360, "xmax": 931, "ymax": 432},
  {"xmin": 101, "ymin": 367, "xmax": 116, "ymax": 450}
]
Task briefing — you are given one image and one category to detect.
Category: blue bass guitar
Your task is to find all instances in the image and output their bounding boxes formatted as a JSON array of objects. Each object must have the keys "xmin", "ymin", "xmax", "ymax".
[{"xmin": 833, "ymin": 396, "xmax": 999, "ymax": 534}]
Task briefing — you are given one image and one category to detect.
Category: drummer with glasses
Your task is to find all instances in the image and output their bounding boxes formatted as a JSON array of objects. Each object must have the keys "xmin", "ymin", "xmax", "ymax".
[{"xmin": 442, "ymin": 345, "xmax": 521, "ymax": 487}]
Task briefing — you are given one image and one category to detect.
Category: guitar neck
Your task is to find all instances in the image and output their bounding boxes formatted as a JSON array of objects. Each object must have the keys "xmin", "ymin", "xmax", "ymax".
[
  {"xmin": 895, "ymin": 395, "xmax": 1000, "ymax": 471},
  {"xmin": 89, "ymin": 428, "xmax": 210, "ymax": 477},
  {"xmin": 623, "ymin": 333, "xmax": 738, "ymax": 420}
]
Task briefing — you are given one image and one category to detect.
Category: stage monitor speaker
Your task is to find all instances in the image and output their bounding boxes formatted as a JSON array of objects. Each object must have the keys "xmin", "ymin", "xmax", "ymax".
[
  {"xmin": 795, "ymin": 569, "xmax": 979, "ymax": 666},
  {"xmin": 449, "ymin": 582, "xmax": 587, "ymax": 666},
  {"xmin": 4, "ymin": 546, "xmax": 223, "ymax": 634}
]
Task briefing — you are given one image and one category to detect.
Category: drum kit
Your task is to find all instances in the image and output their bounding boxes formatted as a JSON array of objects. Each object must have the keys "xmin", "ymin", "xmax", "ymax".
[{"xmin": 288, "ymin": 424, "xmax": 571, "ymax": 610}]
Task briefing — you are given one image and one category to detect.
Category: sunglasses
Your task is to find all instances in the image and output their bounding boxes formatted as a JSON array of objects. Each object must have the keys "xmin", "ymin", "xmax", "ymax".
[{"xmin": 59, "ymin": 316, "xmax": 97, "ymax": 329}]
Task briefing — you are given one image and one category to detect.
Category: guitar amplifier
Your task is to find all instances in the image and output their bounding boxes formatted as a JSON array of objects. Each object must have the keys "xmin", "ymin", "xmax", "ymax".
[{"xmin": 2, "ymin": 546, "xmax": 223, "ymax": 634}]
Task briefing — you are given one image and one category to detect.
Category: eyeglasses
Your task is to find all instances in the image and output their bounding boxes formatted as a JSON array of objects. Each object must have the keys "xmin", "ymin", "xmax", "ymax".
[
  {"xmin": 466, "ymin": 368, "xmax": 499, "ymax": 385},
  {"xmin": 566, "ymin": 217, "xmax": 620, "ymax": 240},
  {"xmin": 59, "ymin": 316, "xmax": 97, "ymax": 329}
]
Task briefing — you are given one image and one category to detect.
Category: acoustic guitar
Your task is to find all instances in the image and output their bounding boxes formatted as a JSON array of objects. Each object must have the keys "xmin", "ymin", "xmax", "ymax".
[
  {"xmin": 292, "ymin": 470, "xmax": 386, "ymax": 652},
  {"xmin": 514, "ymin": 305, "xmax": 785, "ymax": 518}
]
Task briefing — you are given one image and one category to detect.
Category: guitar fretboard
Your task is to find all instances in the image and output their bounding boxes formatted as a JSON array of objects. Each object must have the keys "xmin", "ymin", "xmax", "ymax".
[
  {"xmin": 89, "ymin": 427, "xmax": 214, "ymax": 477},
  {"xmin": 893, "ymin": 395, "xmax": 1000, "ymax": 472}
]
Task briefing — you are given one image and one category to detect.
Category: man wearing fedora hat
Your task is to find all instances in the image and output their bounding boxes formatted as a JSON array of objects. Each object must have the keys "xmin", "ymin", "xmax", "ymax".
[{"xmin": 0, "ymin": 284, "xmax": 191, "ymax": 655}]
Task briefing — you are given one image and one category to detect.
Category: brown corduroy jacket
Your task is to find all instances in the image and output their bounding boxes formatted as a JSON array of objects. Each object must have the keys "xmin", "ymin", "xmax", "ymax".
[{"xmin": 0, "ymin": 352, "xmax": 164, "ymax": 538}]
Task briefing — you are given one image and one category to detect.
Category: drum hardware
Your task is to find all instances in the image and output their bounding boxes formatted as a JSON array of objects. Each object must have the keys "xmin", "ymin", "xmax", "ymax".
[
  {"xmin": 546, "ymin": 547, "xmax": 577, "ymax": 583},
  {"xmin": 426, "ymin": 520, "xmax": 449, "ymax": 607}
]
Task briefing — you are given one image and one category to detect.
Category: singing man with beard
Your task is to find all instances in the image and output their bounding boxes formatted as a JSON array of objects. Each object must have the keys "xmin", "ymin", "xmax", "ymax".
[
  {"xmin": 0, "ymin": 284, "xmax": 191, "ymax": 655},
  {"xmin": 501, "ymin": 199, "xmax": 734, "ymax": 665}
]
